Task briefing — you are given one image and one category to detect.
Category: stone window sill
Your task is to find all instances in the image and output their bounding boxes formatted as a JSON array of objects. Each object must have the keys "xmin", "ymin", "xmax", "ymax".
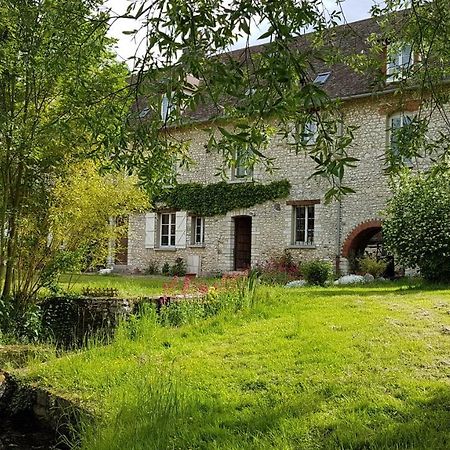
[
  {"xmin": 154, "ymin": 247, "xmax": 177, "ymax": 252},
  {"xmin": 188, "ymin": 244, "xmax": 206, "ymax": 248}
]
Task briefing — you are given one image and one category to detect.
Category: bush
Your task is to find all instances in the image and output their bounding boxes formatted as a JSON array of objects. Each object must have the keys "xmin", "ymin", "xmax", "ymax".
[
  {"xmin": 161, "ymin": 262, "xmax": 171, "ymax": 276},
  {"xmin": 384, "ymin": 171, "xmax": 450, "ymax": 282},
  {"xmin": 145, "ymin": 260, "xmax": 159, "ymax": 275},
  {"xmin": 170, "ymin": 257, "xmax": 186, "ymax": 277},
  {"xmin": 255, "ymin": 250, "xmax": 299, "ymax": 285},
  {"xmin": 359, "ymin": 255, "xmax": 387, "ymax": 278},
  {"xmin": 301, "ymin": 260, "xmax": 332, "ymax": 286}
]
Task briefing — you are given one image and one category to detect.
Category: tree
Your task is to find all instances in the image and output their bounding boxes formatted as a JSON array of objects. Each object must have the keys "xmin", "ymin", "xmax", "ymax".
[
  {"xmin": 45, "ymin": 161, "xmax": 148, "ymax": 289},
  {"xmin": 123, "ymin": 0, "xmax": 359, "ymax": 201},
  {"xmin": 121, "ymin": 0, "xmax": 449, "ymax": 191},
  {"xmin": 383, "ymin": 170, "xmax": 450, "ymax": 282},
  {"xmin": 369, "ymin": 0, "xmax": 450, "ymax": 175},
  {"xmin": 0, "ymin": 0, "xmax": 133, "ymax": 303}
]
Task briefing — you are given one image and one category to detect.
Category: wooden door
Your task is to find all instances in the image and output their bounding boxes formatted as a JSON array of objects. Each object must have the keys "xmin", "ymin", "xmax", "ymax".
[
  {"xmin": 114, "ymin": 216, "xmax": 128, "ymax": 265},
  {"xmin": 234, "ymin": 216, "xmax": 252, "ymax": 270}
]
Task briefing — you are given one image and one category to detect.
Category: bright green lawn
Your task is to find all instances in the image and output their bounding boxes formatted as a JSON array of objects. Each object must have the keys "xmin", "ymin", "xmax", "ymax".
[
  {"xmin": 23, "ymin": 282, "xmax": 450, "ymax": 449},
  {"xmin": 58, "ymin": 273, "xmax": 213, "ymax": 297}
]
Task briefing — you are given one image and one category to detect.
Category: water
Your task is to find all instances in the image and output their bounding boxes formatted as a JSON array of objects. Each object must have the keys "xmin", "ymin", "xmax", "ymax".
[{"xmin": 0, "ymin": 414, "xmax": 59, "ymax": 450}]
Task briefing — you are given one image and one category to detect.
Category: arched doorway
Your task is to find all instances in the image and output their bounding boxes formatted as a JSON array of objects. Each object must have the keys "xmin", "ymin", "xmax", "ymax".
[{"xmin": 341, "ymin": 220, "xmax": 394, "ymax": 276}]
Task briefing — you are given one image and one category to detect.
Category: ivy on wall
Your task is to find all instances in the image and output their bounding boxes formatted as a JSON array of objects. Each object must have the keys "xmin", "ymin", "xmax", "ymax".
[{"xmin": 157, "ymin": 179, "xmax": 291, "ymax": 216}]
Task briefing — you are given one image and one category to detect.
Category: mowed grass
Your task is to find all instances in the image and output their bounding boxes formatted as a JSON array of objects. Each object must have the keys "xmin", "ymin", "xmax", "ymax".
[{"xmin": 23, "ymin": 281, "xmax": 450, "ymax": 449}]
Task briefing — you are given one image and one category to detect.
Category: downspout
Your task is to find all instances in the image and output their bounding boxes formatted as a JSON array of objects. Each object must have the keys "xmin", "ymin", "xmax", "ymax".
[{"xmin": 336, "ymin": 196, "xmax": 342, "ymax": 275}]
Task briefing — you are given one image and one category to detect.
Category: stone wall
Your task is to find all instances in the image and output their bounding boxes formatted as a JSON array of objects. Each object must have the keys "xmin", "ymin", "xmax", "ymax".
[
  {"xmin": 127, "ymin": 93, "xmax": 449, "ymax": 275},
  {"xmin": 41, "ymin": 296, "xmax": 139, "ymax": 347}
]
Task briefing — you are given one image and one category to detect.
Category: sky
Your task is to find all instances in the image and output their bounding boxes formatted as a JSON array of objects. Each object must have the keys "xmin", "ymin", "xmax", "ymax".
[{"xmin": 103, "ymin": 0, "xmax": 380, "ymax": 68}]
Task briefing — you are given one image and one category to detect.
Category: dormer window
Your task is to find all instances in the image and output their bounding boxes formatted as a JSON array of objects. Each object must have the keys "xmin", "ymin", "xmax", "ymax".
[
  {"xmin": 161, "ymin": 94, "xmax": 173, "ymax": 122},
  {"xmin": 386, "ymin": 44, "xmax": 414, "ymax": 83},
  {"xmin": 313, "ymin": 72, "xmax": 331, "ymax": 85}
]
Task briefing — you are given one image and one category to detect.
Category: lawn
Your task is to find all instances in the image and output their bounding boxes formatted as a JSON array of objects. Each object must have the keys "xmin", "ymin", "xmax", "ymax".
[
  {"xmin": 21, "ymin": 280, "xmax": 450, "ymax": 449},
  {"xmin": 57, "ymin": 273, "xmax": 212, "ymax": 297}
]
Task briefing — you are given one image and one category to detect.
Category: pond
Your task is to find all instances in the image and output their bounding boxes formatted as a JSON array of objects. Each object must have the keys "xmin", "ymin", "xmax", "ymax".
[{"xmin": 0, "ymin": 413, "xmax": 59, "ymax": 449}]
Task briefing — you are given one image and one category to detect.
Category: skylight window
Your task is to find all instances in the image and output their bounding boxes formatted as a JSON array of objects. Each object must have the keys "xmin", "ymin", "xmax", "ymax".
[{"xmin": 313, "ymin": 72, "xmax": 331, "ymax": 85}]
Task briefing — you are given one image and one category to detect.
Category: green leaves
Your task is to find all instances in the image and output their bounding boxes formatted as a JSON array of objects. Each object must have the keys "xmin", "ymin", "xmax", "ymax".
[
  {"xmin": 156, "ymin": 180, "xmax": 291, "ymax": 216},
  {"xmin": 384, "ymin": 169, "xmax": 450, "ymax": 282}
]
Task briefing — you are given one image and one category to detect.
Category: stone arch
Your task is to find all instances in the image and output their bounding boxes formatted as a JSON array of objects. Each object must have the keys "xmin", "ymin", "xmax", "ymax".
[{"xmin": 341, "ymin": 219, "xmax": 383, "ymax": 258}]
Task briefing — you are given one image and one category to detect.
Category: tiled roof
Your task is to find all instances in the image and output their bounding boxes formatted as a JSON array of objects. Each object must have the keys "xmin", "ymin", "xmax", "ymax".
[{"xmin": 183, "ymin": 14, "xmax": 408, "ymax": 123}]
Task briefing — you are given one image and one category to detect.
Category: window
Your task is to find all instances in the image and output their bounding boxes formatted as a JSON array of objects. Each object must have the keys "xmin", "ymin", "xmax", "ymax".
[
  {"xmin": 232, "ymin": 148, "xmax": 253, "ymax": 180},
  {"xmin": 389, "ymin": 112, "xmax": 413, "ymax": 158},
  {"xmin": 386, "ymin": 43, "xmax": 414, "ymax": 82},
  {"xmin": 294, "ymin": 205, "xmax": 315, "ymax": 245},
  {"xmin": 302, "ymin": 121, "xmax": 318, "ymax": 145},
  {"xmin": 192, "ymin": 217, "xmax": 205, "ymax": 245},
  {"xmin": 160, "ymin": 212, "xmax": 176, "ymax": 247},
  {"xmin": 161, "ymin": 94, "xmax": 174, "ymax": 122},
  {"xmin": 313, "ymin": 72, "xmax": 331, "ymax": 85}
]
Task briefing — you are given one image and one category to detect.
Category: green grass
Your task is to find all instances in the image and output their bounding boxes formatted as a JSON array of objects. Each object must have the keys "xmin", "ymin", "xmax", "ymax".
[
  {"xmin": 57, "ymin": 273, "xmax": 215, "ymax": 297},
  {"xmin": 21, "ymin": 281, "xmax": 450, "ymax": 449}
]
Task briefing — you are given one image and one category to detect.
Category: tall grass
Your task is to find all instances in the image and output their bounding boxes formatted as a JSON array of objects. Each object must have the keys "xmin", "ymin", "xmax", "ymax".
[
  {"xmin": 20, "ymin": 280, "xmax": 450, "ymax": 450},
  {"xmin": 78, "ymin": 377, "xmax": 196, "ymax": 450}
]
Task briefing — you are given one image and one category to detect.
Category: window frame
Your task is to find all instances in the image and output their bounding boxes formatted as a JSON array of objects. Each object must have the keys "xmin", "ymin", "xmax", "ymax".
[
  {"xmin": 293, "ymin": 204, "xmax": 315, "ymax": 246},
  {"xmin": 231, "ymin": 148, "xmax": 254, "ymax": 181},
  {"xmin": 386, "ymin": 43, "xmax": 414, "ymax": 83},
  {"xmin": 192, "ymin": 216, "xmax": 205, "ymax": 245},
  {"xmin": 161, "ymin": 93, "xmax": 174, "ymax": 122},
  {"xmin": 159, "ymin": 212, "xmax": 176, "ymax": 247},
  {"xmin": 302, "ymin": 120, "xmax": 319, "ymax": 145},
  {"xmin": 388, "ymin": 111, "xmax": 414, "ymax": 162}
]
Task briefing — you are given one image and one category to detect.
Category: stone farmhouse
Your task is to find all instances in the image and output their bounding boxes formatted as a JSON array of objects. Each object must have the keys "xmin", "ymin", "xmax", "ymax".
[{"xmin": 115, "ymin": 15, "xmax": 447, "ymax": 276}]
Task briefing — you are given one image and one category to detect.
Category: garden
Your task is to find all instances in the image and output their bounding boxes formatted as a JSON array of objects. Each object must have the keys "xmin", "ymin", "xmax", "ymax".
[{"xmin": 1, "ymin": 270, "xmax": 449, "ymax": 449}]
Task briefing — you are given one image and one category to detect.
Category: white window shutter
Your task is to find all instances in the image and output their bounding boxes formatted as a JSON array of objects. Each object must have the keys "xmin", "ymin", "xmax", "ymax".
[
  {"xmin": 175, "ymin": 211, "xmax": 187, "ymax": 248},
  {"xmin": 144, "ymin": 213, "xmax": 156, "ymax": 248}
]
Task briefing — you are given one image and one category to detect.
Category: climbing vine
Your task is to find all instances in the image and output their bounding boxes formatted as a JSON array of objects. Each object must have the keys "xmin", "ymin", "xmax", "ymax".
[{"xmin": 157, "ymin": 180, "xmax": 291, "ymax": 216}]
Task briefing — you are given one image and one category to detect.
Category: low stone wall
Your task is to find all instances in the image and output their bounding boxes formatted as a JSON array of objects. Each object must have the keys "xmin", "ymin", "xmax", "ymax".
[
  {"xmin": 0, "ymin": 369, "xmax": 87, "ymax": 449},
  {"xmin": 41, "ymin": 294, "xmax": 202, "ymax": 347},
  {"xmin": 41, "ymin": 296, "xmax": 148, "ymax": 347}
]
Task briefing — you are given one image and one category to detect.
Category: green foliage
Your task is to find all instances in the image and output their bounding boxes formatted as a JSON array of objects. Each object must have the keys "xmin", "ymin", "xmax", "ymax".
[
  {"xmin": 0, "ymin": 0, "xmax": 143, "ymax": 307},
  {"xmin": 169, "ymin": 258, "xmax": 187, "ymax": 277},
  {"xmin": 255, "ymin": 250, "xmax": 300, "ymax": 285},
  {"xmin": 125, "ymin": 0, "xmax": 360, "ymax": 200},
  {"xmin": 0, "ymin": 297, "xmax": 42, "ymax": 342},
  {"xmin": 158, "ymin": 180, "xmax": 290, "ymax": 216},
  {"xmin": 301, "ymin": 260, "xmax": 333, "ymax": 286},
  {"xmin": 358, "ymin": 255, "xmax": 388, "ymax": 278},
  {"xmin": 22, "ymin": 281, "xmax": 450, "ymax": 450},
  {"xmin": 161, "ymin": 263, "xmax": 171, "ymax": 276},
  {"xmin": 144, "ymin": 261, "xmax": 159, "ymax": 275},
  {"xmin": 384, "ymin": 171, "xmax": 450, "ymax": 282},
  {"xmin": 370, "ymin": 1, "xmax": 450, "ymax": 173}
]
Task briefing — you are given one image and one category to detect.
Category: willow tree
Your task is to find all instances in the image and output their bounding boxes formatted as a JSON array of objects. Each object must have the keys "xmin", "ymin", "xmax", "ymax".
[
  {"xmin": 0, "ymin": 0, "xmax": 132, "ymax": 304},
  {"xmin": 122, "ymin": 0, "xmax": 449, "ymax": 188}
]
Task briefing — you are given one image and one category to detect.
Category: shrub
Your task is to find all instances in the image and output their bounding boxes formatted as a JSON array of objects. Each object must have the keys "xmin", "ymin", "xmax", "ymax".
[
  {"xmin": 161, "ymin": 262, "xmax": 171, "ymax": 276},
  {"xmin": 170, "ymin": 258, "xmax": 186, "ymax": 277},
  {"xmin": 301, "ymin": 260, "xmax": 332, "ymax": 286},
  {"xmin": 359, "ymin": 255, "xmax": 388, "ymax": 278},
  {"xmin": 145, "ymin": 260, "xmax": 159, "ymax": 275},
  {"xmin": 255, "ymin": 250, "xmax": 299, "ymax": 285},
  {"xmin": 384, "ymin": 171, "xmax": 450, "ymax": 282}
]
